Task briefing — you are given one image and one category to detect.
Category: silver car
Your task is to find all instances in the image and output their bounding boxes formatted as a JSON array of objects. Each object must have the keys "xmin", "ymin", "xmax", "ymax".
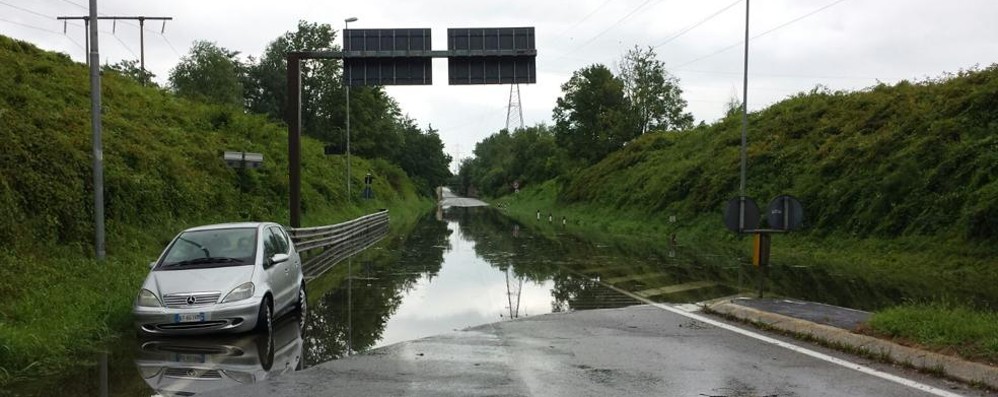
[{"xmin": 133, "ymin": 222, "xmax": 305, "ymax": 335}]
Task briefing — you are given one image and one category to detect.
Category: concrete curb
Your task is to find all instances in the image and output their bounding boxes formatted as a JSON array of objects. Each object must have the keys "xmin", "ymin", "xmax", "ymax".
[{"xmin": 708, "ymin": 301, "xmax": 998, "ymax": 390}]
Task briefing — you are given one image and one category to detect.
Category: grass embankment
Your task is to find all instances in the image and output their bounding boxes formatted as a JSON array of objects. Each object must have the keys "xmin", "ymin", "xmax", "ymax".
[
  {"xmin": 501, "ymin": 183, "xmax": 998, "ymax": 364},
  {"xmin": 0, "ymin": 36, "xmax": 431, "ymax": 386},
  {"xmin": 493, "ymin": 67, "xmax": 998, "ymax": 364}
]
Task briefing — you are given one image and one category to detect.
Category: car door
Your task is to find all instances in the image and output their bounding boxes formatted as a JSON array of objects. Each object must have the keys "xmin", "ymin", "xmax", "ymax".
[{"xmin": 262, "ymin": 227, "xmax": 291, "ymax": 312}]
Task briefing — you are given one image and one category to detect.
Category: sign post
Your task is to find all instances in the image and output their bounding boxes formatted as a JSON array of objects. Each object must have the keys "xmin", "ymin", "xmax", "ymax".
[{"xmin": 724, "ymin": 194, "xmax": 804, "ymax": 298}]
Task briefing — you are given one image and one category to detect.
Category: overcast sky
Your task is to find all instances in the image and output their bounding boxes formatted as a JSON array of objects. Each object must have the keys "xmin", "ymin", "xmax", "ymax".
[{"xmin": 3, "ymin": 0, "xmax": 998, "ymax": 170}]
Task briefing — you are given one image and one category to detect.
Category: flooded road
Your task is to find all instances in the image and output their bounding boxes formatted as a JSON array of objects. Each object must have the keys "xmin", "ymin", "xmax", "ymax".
[{"xmin": 11, "ymin": 205, "xmax": 988, "ymax": 396}]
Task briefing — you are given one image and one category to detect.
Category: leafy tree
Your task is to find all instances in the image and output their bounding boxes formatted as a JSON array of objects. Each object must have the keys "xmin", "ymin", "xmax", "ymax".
[
  {"xmin": 348, "ymin": 87, "xmax": 404, "ymax": 159},
  {"xmin": 249, "ymin": 20, "xmax": 342, "ymax": 143},
  {"xmin": 168, "ymin": 40, "xmax": 244, "ymax": 107},
  {"xmin": 103, "ymin": 59, "xmax": 154, "ymax": 86},
  {"xmin": 456, "ymin": 125, "xmax": 567, "ymax": 197},
  {"xmin": 508, "ymin": 124, "xmax": 566, "ymax": 187},
  {"xmin": 618, "ymin": 45, "xmax": 694, "ymax": 133},
  {"xmin": 392, "ymin": 120, "xmax": 452, "ymax": 195},
  {"xmin": 553, "ymin": 64, "xmax": 634, "ymax": 166}
]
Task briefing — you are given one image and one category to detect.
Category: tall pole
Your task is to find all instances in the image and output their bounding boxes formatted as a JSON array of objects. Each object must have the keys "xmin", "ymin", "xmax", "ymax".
[
  {"xmin": 344, "ymin": 18, "xmax": 356, "ymax": 201},
  {"xmin": 88, "ymin": 0, "xmax": 105, "ymax": 260},
  {"xmin": 740, "ymin": 0, "xmax": 750, "ymax": 196},
  {"xmin": 139, "ymin": 17, "xmax": 145, "ymax": 73},
  {"xmin": 346, "ymin": 83, "xmax": 352, "ymax": 200},
  {"xmin": 287, "ymin": 54, "xmax": 302, "ymax": 227},
  {"xmin": 84, "ymin": 18, "xmax": 90, "ymax": 66}
]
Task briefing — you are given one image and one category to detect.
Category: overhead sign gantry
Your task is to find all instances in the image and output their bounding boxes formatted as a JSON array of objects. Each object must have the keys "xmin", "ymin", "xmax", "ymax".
[{"xmin": 286, "ymin": 26, "xmax": 536, "ymax": 227}]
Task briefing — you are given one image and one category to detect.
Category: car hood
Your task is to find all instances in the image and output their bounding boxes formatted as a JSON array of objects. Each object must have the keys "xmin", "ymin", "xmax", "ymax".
[{"xmin": 147, "ymin": 265, "xmax": 255, "ymax": 296}]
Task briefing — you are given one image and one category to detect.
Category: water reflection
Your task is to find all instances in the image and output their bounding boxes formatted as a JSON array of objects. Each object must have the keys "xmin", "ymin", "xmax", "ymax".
[
  {"xmin": 134, "ymin": 314, "xmax": 303, "ymax": 396},
  {"xmin": 14, "ymin": 204, "xmax": 953, "ymax": 396},
  {"xmin": 299, "ymin": 207, "xmax": 644, "ymax": 365}
]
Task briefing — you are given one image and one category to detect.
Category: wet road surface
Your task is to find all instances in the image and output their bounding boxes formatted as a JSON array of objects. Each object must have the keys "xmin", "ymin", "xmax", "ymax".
[
  {"xmin": 202, "ymin": 305, "xmax": 977, "ymax": 397},
  {"xmin": 12, "ymin": 204, "xmax": 994, "ymax": 396}
]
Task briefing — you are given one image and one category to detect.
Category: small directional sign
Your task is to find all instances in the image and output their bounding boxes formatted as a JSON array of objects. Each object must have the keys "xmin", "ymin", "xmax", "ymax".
[
  {"xmin": 766, "ymin": 195, "xmax": 804, "ymax": 231},
  {"xmin": 224, "ymin": 151, "xmax": 263, "ymax": 169},
  {"xmin": 723, "ymin": 196, "xmax": 760, "ymax": 233}
]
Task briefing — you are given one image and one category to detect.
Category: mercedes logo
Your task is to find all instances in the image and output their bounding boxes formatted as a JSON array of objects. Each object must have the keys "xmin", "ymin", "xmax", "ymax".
[{"xmin": 186, "ymin": 295, "xmax": 197, "ymax": 305}]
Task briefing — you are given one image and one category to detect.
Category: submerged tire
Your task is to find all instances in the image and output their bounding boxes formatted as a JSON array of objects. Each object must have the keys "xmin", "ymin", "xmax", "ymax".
[{"xmin": 255, "ymin": 296, "xmax": 273, "ymax": 334}]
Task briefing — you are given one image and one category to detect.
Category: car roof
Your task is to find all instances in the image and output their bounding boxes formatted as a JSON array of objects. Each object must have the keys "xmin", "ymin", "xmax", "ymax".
[{"xmin": 183, "ymin": 222, "xmax": 281, "ymax": 232}]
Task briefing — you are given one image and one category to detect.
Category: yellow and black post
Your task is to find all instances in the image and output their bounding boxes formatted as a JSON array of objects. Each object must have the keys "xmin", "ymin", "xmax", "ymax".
[{"xmin": 753, "ymin": 232, "xmax": 771, "ymax": 297}]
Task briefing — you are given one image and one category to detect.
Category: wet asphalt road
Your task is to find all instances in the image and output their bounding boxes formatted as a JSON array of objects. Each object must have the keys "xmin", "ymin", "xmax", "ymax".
[{"xmin": 200, "ymin": 305, "xmax": 969, "ymax": 397}]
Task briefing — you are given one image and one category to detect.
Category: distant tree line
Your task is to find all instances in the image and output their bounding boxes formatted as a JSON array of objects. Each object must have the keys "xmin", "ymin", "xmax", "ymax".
[
  {"xmin": 106, "ymin": 20, "xmax": 451, "ymax": 196},
  {"xmin": 456, "ymin": 46, "xmax": 693, "ymax": 197}
]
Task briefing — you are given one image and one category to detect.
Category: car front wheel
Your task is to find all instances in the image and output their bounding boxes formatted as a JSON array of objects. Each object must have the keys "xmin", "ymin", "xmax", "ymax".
[
  {"xmin": 296, "ymin": 283, "xmax": 307, "ymax": 316},
  {"xmin": 255, "ymin": 297, "xmax": 273, "ymax": 334}
]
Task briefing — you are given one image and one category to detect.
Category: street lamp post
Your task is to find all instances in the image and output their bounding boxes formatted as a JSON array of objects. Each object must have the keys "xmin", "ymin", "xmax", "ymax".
[{"xmin": 344, "ymin": 17, "xmax": 357, "ymax": 200}]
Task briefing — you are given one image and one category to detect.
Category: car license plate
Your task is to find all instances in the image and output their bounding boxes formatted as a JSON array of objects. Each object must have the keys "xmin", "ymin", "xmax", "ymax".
[
  {"xmin": 174, "ymin": 313, "xmax": 205, "ymax": 323},
  {"xmin": 175, "ymin": 353, "xmax": 206, "ymax": 363}
]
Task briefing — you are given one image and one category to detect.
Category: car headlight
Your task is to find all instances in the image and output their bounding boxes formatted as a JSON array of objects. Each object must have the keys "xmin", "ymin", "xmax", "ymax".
[
  {"xmin": 136, "ymin": 365, "xmax": 163, "ymax": 379},
  {"xmin": 136, "ymin": 289, "xmax": 162, "ymax": 307},
  {"xmin": 222, "ymin": 282, "xmax": 255, "ymax": 303}
]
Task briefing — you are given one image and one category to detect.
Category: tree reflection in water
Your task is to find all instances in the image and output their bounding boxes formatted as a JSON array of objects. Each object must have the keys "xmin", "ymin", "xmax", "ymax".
[
  {"xmin": 303, "ymin": 212, "xmax": 451, "ymax": 364},
  {"xmin": 301, "ymin": 205, "xmax": 924, "ymax": 369}
]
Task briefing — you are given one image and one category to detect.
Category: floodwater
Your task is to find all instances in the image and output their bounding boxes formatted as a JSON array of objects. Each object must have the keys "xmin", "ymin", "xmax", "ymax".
[{"xmin": 9, "ymin": 205, "xmax": 990, "ymax": 396}]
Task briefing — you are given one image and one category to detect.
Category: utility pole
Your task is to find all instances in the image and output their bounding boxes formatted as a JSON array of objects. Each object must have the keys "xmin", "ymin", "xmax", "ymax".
[
  {"xmin": 344, "ymin": 17, "xmax": 358, "ymax": 201},
  {"xmin": 87, "ymin": 0, "xmax": 104, "ymax": 260},
  {"xmin": 739, "ymin": 0, "xmax": 750, "ymax": 197},
  {"xmin": 57, "ymin": 15, "xmax": 172, "ymax": 76},
  {"xmin": 738, "ymin": 0, "xmax": 750, "ymax": 233},
  {"xmin": 58, "ymin": 8, "xmax": 172, "ymax": 260}
]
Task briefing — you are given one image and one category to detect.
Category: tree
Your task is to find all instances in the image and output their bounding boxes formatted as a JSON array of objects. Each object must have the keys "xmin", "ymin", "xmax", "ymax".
[
  {"xmin": 552, "ymin": 64, "xmax": 634, "ymax": 166},
  {"xmin": 168, "ymin": 41, "xmax": 244, "ymax": 107},
  {"xmin": 618, "ymin": 46, "xmax": 694, "ymax": 133},
  {"xmin": 392, "ymin": 119, "xmax": 452, "ymax": 195},
  {"xmin": 248, "ymin": 21, "xmax": 342, "ymax": 142},
  {"xmin": 103, "ymin": 59, "xmax": 155, "ymax": 86}
]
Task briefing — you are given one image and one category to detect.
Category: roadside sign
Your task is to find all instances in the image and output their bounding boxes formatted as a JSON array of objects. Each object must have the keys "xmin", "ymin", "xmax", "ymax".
[
  {"xmin": 766, "ymin": 195, "xmax": 804, "ymax": 231},
  {"xmin": 723, "ymin": 196, "xmax": 760, "ymax": 233},
  {"xmin": 224, "ymin": 151, "xmax": 263, "ymax": 169}
]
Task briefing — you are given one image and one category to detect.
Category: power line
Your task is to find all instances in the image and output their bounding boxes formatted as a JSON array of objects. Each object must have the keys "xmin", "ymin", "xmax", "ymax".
[
  {"xmin": 0, "ymin": 0, "xmax": 55, "ymax": 21},
  {"xmin": 107, "ymin": 31, "xmax": 138, "ymax": 59},
  {"xmin": 58, "ymin": 15, "xmax": 173, "ymax": 72},
  {"xmin": 0, "ymin": 16, "xmax": 63, "ymax": 35},
  {"xmin": 159, "ymin": 34, "xmax": 182, "ymax": 57},
  {"xmin": 675, "ymin": 0, "xmax": 849, "ymax": 68},
  {"xmin": 563, "ymin": 0, "xmax": 663, "ymax": 55},
  {"xmin": 59, "ymin": 0, "xmax": 88, "ymax": 11},
  {"xmin": 555, "ymin": 0, "xmax": 616, "ymax": 37},
  {"xmin": 652, "ymin": 0, "xmax": 742, "ymax": 49},
  {"xmin": 674, "ymin": 68, "xmax": 891, "ymax": 81}
]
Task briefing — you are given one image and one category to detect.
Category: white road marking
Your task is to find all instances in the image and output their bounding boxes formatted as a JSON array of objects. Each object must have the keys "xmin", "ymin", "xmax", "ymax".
[{"xmin": 594, "ymin": 280, "xmax": 967, "ymax": 397}]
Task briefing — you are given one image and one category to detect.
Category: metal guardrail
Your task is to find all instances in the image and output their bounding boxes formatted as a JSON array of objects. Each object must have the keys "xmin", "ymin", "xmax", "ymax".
[{"xmin": 287, "ymin": 210, "xmax": 390, "ymax": 279}]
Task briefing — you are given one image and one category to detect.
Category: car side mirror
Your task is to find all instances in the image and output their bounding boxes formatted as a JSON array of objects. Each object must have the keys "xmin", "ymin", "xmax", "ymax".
[
  {"xmin": 148, "ymin": 261, "xmax": 157, "ymax": 269},
  {"xmin": 270, "ymin": 253, "xmax": 290, "ymax": 266}
]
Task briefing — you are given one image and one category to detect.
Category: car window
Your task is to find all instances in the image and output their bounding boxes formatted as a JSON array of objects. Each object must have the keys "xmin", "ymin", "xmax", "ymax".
[
  {"xmin": 263, "ymin": 228, "xmax": 279, "ymax": 261},
  {"xmin": 275, "ymin": 227, "xmax": 291, "ymax": 253},
  {"xmin": 159, "ymin": 227, "xmax": 256, "ymax": 269}
]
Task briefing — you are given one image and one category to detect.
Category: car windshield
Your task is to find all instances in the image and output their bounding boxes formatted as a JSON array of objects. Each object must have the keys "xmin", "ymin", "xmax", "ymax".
[{"xmin": 157, "ymin": 227, "xmax": 257, "ymax": 269}]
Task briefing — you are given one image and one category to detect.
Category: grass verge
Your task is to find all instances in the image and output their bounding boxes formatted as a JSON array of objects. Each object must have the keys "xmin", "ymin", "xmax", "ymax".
[
  {"xmin": 493, "ymin": 181, "xmax": 998, "ymax": 365},
  {"xmin": 867, "ymin": 302, "xmax": 998, "ymax": 364}
]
